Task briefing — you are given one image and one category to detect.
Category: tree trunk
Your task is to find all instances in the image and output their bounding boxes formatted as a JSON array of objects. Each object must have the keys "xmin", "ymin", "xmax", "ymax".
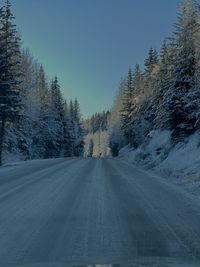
[{"xmin": 0, "ymin": 118, "xmax": 5, "ymax": 166}]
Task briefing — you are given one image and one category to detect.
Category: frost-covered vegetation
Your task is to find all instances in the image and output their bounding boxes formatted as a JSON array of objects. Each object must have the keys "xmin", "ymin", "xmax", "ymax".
[
  {"xmin": 1, "ymin": 0, "xmax": 200, "ymax": 183},
  {"xmin": 105, "ymin": 0, "xmax": 200, "ymax": 181},
  {"xmin": 0, "ymin": 1, "xmax": 84, "ymax": 165},
  {"xmin": 83, "ymin": 111, "xmax": 110, "ymax": 157}
]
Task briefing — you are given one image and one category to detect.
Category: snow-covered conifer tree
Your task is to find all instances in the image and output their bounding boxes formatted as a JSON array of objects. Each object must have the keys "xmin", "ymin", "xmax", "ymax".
[{"xmin": 0, "ymin": 0, "xmax": 22, "ymax": 165}]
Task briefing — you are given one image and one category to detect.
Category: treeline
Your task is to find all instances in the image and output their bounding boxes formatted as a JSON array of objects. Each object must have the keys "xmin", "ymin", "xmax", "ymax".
[
  {"xmin": 84, "ymin": 110, "xmax": 110, "ymax": 134},
  {"xmin": 108, "ymin": 0, "xmax": 200, "ymax": 156},
  {"xmin": 0, "ymin": 1, "xmax": 84, "ymax": 165},
  {"xmin": 83, "ymin": 111, "xmax": 110, "ymax": 157}
]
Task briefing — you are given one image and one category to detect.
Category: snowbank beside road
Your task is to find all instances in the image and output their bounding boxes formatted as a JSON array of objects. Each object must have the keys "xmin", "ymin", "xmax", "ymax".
[{"xmin": 119, "ymin": 130, "xmax": 200, "ymax": 195}]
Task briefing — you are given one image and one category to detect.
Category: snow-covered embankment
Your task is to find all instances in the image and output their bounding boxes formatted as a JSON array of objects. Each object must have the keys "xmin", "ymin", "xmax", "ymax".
[{"xmin": 119, "ymin": 130, "xmax": 200, "ymax": 196}]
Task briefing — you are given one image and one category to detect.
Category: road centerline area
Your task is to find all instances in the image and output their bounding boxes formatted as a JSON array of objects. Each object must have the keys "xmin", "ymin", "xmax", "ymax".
[{"xmin": 0, "ymin": 158, "xmax": 200, "ymax": 266}]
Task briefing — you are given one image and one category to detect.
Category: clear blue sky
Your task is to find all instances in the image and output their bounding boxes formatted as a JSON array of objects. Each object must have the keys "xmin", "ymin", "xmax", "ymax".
[{"xmin": 7, "ymin": 0, "xmax": 181, "ymax": 118}]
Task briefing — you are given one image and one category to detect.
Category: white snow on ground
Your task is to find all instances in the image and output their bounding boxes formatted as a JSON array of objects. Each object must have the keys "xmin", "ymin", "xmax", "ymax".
[
  {"xmin": 119, "ymin": 130, "xmax": 172, "ymax": 168},
  {"xmin": 119, "ymin": 130, "xmax": 200, "ymax": 196}
]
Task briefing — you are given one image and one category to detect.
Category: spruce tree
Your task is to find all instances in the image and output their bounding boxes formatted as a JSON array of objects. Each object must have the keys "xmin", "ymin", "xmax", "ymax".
[
  {"xmin": 73, "ymin": 98, "xmax": 81, "ymax": 123},
  {"xmin": 154, "ymin": 41, "xmax": 175, "ymax": 129},
  {"xmin": 0, "ymin": 0, "xmax": 22, "ymax": 165},
  {"xmin": 50, "ymin": 76, "xmax": 65, "ymax": 156},
  {"xmin": 120, "ymin": 68, "xmax": 134, "ymax": 144},
  {"xmin": 163, "ymin": 0, "xmax": 199, "ymax": 141},
  {"xmin": 33, "ymin": 65, "xmax": 49, "ymax": 158},
  {"xmin": 144, "ymin": 47, "xmax": 158, "ymax": 76},
  {"xmin": 73, "ymin": 98, "xmax": 84, "ymax": 156},
  {"xmin": 51, "ymin": 76, "xmax": 64, "ymax": 119},
  {"xmin": 143, "ymin": 47, "xmax": 159, "ymax": 96}
]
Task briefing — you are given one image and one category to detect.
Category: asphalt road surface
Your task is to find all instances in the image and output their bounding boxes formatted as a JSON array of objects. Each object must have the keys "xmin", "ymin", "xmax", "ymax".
[{"xmin": 0, "ymin": 158, "xmax": 200, "ymax": 266}]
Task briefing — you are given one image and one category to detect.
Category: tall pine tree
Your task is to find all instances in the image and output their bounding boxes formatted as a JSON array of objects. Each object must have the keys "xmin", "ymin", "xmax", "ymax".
[
  {"xmin": 0, "ymin": 0, "xmax": 22, "ymax": 165},
  {"xmin": 163, "ymin": 0, "xmax": 199, "ymax": 141},
  {"xmin": 120, "ymin": 68, "xmax": 135, "ymax": 144}
]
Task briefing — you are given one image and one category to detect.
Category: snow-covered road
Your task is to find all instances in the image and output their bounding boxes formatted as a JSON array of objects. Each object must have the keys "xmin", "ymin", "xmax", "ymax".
[{"xmin": 0, "ymin": 158, "xmax": 200, "ymax": 266}]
